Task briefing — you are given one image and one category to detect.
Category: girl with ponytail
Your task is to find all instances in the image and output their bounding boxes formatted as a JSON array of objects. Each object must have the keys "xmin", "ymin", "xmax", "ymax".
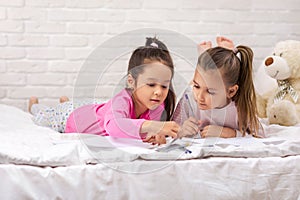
[{"xmin": 173, "ymin": 36, "xmax": 262, "ymax": 138}]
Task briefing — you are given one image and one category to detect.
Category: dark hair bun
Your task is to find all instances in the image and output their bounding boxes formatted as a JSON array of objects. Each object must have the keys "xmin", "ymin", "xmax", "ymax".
[{"xmin": 145, "ymin": 37, "xmax": 168, "ymax": 51}]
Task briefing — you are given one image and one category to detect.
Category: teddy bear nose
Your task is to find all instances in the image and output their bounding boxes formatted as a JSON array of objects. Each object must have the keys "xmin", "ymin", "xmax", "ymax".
[{"xmin": 265, "ymin": 57, "xmax": 274, "ymax": 67}]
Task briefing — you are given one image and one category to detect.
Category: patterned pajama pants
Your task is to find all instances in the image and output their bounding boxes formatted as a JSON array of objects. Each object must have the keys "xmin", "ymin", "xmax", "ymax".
[{"xmin": 31, "ymin": 99, "xmax": 101, "ymax": 133}]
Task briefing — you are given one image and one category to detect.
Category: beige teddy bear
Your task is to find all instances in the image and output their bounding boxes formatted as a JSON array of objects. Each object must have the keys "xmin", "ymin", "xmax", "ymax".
[{"xmin": 256, "ymin": 40, "xmax": 300, "ymax": 126}]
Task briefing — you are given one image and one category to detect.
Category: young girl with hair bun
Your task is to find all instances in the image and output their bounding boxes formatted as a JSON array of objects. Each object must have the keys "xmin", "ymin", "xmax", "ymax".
[{"xmin": 29, "ymin": 37, "xmax": 179, "ymax": 144}]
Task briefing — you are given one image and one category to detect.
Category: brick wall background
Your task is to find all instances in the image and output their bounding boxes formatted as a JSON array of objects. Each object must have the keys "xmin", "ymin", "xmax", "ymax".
[{"xmin": 0, "ymin": 0, "xmax": 299, "ymax": 111}]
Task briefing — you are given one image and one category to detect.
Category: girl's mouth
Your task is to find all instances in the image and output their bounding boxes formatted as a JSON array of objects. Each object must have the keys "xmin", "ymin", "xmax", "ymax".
[
  {"xmin": 198, "ymin": 103, "xmax": 207, "ymax": 109},
  {"xmin": 150, "ymin": 99, "xmax": 160, "ymax": 103}
]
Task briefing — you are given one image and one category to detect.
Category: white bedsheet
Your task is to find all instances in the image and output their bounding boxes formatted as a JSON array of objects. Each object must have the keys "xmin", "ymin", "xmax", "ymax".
[
  {"xmin": 1, "ymin": 104, "xmax": 300, "ymax": 166},
  {"xmin": 1, "ymin": 157, "xmax": 300, "ymax": 199},
  {"xmin": 1, "ymin": 104, "xmax": 300, "ymax": 199}
]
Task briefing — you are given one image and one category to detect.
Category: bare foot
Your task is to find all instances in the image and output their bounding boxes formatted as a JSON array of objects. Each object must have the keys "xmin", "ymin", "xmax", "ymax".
[
  {"xmin": 216, "ymin": 36, "xmax": 234, "ymax": 50},
  {"xmin": 59, "ymin": 96, "xmax": 70, "ymax": 103},
  {"xmin": 28, "ymin": 96, "xmax": 39, "ymax": 113},
  {"xmin": 197, "ymin": 41, "xmax": 212, "ymax": 55}
]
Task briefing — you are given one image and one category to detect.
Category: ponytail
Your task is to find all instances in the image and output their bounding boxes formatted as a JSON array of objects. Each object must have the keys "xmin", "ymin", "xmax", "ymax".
[{"xmin": 233, "ymin": 45, "xmax": 260, "ymax": 136}]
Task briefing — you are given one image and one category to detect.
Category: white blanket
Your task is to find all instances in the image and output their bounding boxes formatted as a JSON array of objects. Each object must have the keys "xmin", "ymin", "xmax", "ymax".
[{"xmin": 0, "ymin": 104, "xmax": 300, "ymax": 167}]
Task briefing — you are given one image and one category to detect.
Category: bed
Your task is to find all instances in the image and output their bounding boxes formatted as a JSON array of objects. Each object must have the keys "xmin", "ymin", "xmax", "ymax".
[{"xmin": 1, "ymin": 103, "xmax": 300, "ymax": 199}]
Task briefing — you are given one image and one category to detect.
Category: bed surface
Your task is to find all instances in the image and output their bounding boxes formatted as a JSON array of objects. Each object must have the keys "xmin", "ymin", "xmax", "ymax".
[{"xmin": 0, "ymin": 104, "xmax": 300, "ymax": 199}]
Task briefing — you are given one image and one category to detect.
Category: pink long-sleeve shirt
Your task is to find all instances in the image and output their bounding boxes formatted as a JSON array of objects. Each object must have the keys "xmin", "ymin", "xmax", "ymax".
[{"xmin": 65, "ymin": 89, "xmax": 164, "ymax": 139}]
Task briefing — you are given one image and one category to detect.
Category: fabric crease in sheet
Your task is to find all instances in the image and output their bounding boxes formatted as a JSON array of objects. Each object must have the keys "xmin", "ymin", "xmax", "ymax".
[
  {"xmin": 1, "ymin": 104, "xmax": 300, "ymax": 199},
  {"xmin": 1, "ymin": 104, "xmax": 300, "ymax": 166}
]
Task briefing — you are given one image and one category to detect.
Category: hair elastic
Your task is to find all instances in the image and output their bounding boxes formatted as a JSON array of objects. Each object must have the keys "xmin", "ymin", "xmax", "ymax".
[
  {"xmin": 233, "ymin": 47, "xmax": 241, "ymax": 61},
  {"xmin": 150, "ymin": 42, "xmax": 158, "ymax": 48}
]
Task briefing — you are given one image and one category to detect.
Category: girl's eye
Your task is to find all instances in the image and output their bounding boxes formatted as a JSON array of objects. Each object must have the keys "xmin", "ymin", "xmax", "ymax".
[
  {"xmin": 208, "ymin": 91, "xmax": 215, "ymax": 95},
  {"xmin": 193, "ymin": 84, "xmax": 200, "ymax": 89},
  {"xmin": 147, "ymin": 83, "xmax": 156, "ymax": 87},
  {"xmin": 147, "ymin": 83, "xmax": 169, "ymax": 89}
]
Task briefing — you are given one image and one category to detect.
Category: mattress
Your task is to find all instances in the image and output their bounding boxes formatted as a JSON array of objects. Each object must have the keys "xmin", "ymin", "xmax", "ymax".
[{"xmin": 0, "ymin": 104, "xmax": 300, "ymax": 199}]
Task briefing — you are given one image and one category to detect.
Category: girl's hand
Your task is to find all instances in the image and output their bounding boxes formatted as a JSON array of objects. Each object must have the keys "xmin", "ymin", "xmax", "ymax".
[
  {"xmin": 142, "ymin": 134, "xmax": 167, "ymax": 145},
  {"xmin": 141, "ymin": 121, "xmax": 179, "ymax": 145},
  {"xmin": 197, "ymin": 41, "xmax": 212, "ymax": 55},
  {"xmin": 216, "ymin": 36, "xmax": 235, "ymax": 50},
  {"xmin": 178, "ymin": 117, "xmax": 201, "ymax": 138},
  {"xmin": 201, "ymin": 125, "xmax": 236, "ymax": 138}
]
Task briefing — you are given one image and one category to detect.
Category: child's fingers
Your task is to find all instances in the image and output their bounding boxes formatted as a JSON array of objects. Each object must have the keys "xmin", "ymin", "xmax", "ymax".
[
  {"xmin": 142, "ymin": 135, "xmax": 154, "ymax": 143},
  {"xmin": 164, "ymin": 130, "xmax": 178, "ymax": 139},
  {"xmin": 188, "ymin": 117, "xmax": 199, "ymax": 125},
  {"xmin": 197, "ymin": 120, "xmax": 203, "ymax": 129},
  {"xmin": 163, "ymin": 121, "xmax": 180, "ymax": 133},
  {"xmin": 178, "ymin": 118, "xmax": 200, "ymax": 137},
  {"xmin": 155, "ymin": 134, "xmax": 166, "ymax": 145},
  {"xmin": 200, "ymin": 125, "xmax": 210, "ymax": 138},
  {"xmin": 201, "ymin": 125, "xmax": 223, "ymax": 137},
  {"xmin": 181, "ymin": 122, "xmax": 199, "ymax": 137},
  {"xmin": 149, "ymin": 137, "xmax": 157, "ymax": 144},
  {"xmin": 169, "ymin": 121, "xmax": 180, "ymax": 133},
  {"xmin": 186, "ymin": 120, "xmax": 199, "ymax": 133},
  {"xmin": 185, "ymin": 126, "xmax": 198, "ymax": 136},
  {"xmin": 200, "ymin": 129, "xmax": 207, "ymax": 138}
]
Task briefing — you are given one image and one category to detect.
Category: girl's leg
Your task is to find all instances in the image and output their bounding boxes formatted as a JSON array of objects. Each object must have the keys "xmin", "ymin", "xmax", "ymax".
[
  {"xmin": 59, "ymin": 96, "xmax": 70, "ymax": 103},
  {"xmin": 28, "ymin": 96, "xmax": 71, "ymax": 132},
  {"xmin": 28, "ymin": 96, "xmax": 39, "ymax": 114},
  {"xmin": 31, "ymin": 97, "xmax": 97, "ymax": 133},
  {"xmin": 31, "ymin": 101, "xmax": 74, "ymax": 133}
]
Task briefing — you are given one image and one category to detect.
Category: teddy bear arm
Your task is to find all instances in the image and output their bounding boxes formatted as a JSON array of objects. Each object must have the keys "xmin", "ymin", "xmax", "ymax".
[{"xmin": 256, "ymin": 93, "xmax": 267, "ymax": 118}]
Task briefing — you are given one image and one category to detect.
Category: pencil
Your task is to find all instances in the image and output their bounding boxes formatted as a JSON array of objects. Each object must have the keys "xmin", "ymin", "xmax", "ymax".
[
  {"xmin": 185, "ymin": 93, "xmax": 201, "ymax": 138},
  {"xmin": 184, "ymin": 93, "xmax": 195, "ymax": 116},
  {"xmin": 165, "ymin": 94, "xmax": 196, "ymax": 147}
]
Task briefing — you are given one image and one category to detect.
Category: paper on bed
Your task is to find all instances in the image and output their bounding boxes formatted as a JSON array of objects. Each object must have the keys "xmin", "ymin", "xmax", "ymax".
[
  {"xmin": 51, "ymin": 124, "xmax": 300, "ymax": 161},
  {"xmin": 140, "ymin": 124, "xmax": 300, "ymax": 160}
]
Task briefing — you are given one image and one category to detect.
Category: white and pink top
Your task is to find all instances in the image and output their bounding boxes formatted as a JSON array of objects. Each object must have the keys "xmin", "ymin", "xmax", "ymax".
[{"xmin": 173, "ymin": 86, "xmax": 240, "ymax": 136}]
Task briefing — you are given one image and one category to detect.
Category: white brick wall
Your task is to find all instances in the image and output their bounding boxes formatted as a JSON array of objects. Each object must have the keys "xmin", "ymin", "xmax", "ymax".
[{"xmin": 0, "ymin": 0, "xmax": 299, "ymax": 111}]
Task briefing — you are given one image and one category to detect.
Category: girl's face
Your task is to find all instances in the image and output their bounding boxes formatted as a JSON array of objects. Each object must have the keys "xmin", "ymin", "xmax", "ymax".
[
  {"xmin": 129, "ymin": 62, "xmax": 172, "ymax": 116},
  {"xmin": 192, "ymin": 68, "xmax": 238, "ymax": 110}
]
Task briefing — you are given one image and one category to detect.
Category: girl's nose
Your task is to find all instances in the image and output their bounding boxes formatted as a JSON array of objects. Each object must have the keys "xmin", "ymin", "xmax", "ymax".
[
  {"xmin": 197, "ymin": 90, "xmax": 204, "ymax": 101},
  {"xmin": 154, "ymin": 87, "xmax": 162, "ymax": 96}
]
